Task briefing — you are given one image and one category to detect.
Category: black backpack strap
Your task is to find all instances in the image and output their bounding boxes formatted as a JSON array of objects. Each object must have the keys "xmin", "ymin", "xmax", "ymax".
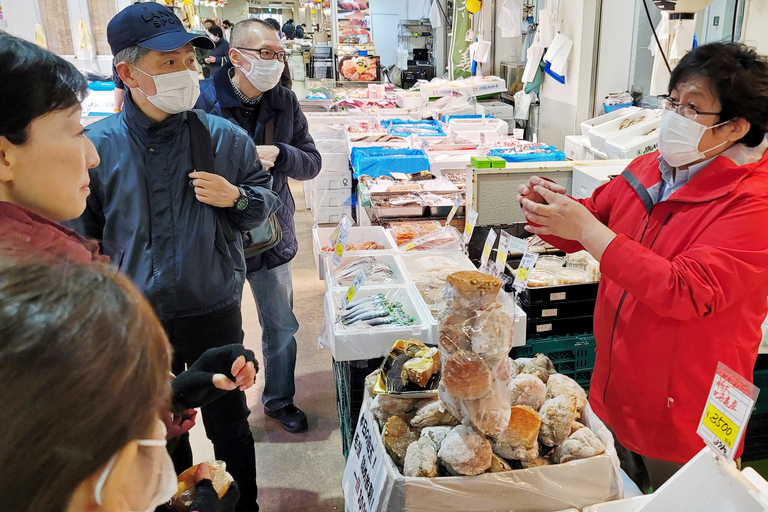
[{"xmin": 187, "ymin": 111, "xmax": 235, "ymax": 244}]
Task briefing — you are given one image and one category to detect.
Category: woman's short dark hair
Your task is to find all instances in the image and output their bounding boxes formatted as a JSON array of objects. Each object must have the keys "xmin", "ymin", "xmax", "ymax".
[
  {"xmin": 0, "ymin": 33, "xmax": 88, "ymax": 145},
  {"xmin": 669, "ymin": 42, "xmax": 768, "ymax": 147},
  {"xmin": 222, "ymin": 19, "xmax": 232, "ymax": 28},
  {"xmin": 208, "ymin": 25, "xmax": 223, "ymax": 39},
  {"xmin": 263, "ymin": 18, "xmax": 281, "ymax": 32},
  {"xmin": 0, "ymin": 260, "xmax": 172, "ymax": 512}
]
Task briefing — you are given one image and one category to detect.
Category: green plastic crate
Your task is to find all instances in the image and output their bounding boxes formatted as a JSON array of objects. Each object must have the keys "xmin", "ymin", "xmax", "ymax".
[
  {"xmin": 333, "ymin": 357, "xmax": 383, "ymax": 459},
  {"xmin": 510, "ymin": 333, "xmax": 596, "ymax": 393}
]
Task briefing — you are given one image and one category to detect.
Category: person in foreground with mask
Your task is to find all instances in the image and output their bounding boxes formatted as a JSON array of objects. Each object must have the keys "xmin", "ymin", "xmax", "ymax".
[
  {"xmin": 0, "ymin": 260, "xmax": 233, "ymax": 512},
  {"xmin": 67, "ymin": 4, "xmax": 281, "ymax": 512},
  {"xmin": 518, "ymin": 42, "xmax": 768, "ymax": 492},
  {"xmin": 196, "ymin": 19, "xmax": 321, "ymax": 433}
]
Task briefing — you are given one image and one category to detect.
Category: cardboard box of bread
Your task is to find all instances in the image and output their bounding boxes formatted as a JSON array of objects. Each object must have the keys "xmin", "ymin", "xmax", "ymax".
[{"xmin": 342, "ymin": 271, "xmax": 623, "ymax": 512}]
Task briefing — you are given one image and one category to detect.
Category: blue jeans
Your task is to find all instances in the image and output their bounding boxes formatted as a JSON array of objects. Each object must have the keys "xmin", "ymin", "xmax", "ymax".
[{"xmin": 246, "ymin": 262, "xmax": 299, "ymax": 411}]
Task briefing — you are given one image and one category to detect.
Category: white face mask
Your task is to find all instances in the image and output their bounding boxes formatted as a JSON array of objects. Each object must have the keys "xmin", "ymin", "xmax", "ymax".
[
  {"xmin": 133, "ymin": 65, "xmax": 200, "ymax": 115},
  {"xmin": 658, "ymin": 109, "xmax": 731, "ymax": 167},
  {"xmin": 93, "ymin": 422, "xmax": 177, "ymax": 512},
  {"xmin": 235, "ymin": 49, "xmax": 284, "ymax": 92}
]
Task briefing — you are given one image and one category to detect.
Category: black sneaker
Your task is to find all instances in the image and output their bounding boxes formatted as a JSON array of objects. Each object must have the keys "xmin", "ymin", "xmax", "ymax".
[{"xmin": 264, "ymin": 404, "xmax": 308, "ymax": 433}]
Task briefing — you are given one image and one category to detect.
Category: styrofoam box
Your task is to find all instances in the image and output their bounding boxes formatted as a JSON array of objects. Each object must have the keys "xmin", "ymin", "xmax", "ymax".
[
  {"xmin": 635, "ymin": 447, "xmax": 768, "ymax": 512},
  {"xmin": 588, "ymin": 109, "xmax": 661, "ymax": 152},
  {"xmin": 311, "ymin": 187, "xmax": 354, "ymax": 209},
  {"xmin": 447, "ymin": 118, "xmax": 508, "ymax": 143},
  {"xmin": 584, "ymin": 145, "xmax": 609, "ymax": 161},
  {"xmin": 312, "ymin": 205, "xmax": 353, "ymax": 226},
  {"xmin": 476, "ymin": 100, "xmax": 515, "ymax": 118},
  {"xmin": 396, "ymin": 91, "xmax": 428, "ymax": 109},
  {"xmin": 572, "ymin": 164, "xmax": 627, "ymax": 199},
  {"xmin": 315, "ymin": 138, "xmax": 347, "ymax": 154},
  {"xmin": 305, "ymin": 113, "xmax": 351, "ymax": 126},
  {"xmin": 564, "ymin": 134, "xmax": 589, "ymax": 161},
  {"xmin": 583, "ymin": 495, "xmax": 652, "ymax": 512},
  {"xmin": 303, "ymin": 181, "xmax": 312, "ymax": 210},
  {"xmin": 310, "ymin": 168, "xmax": 352, "ymax": 192},
  {"xmin": 309, "ymin": 125, "xmax": 345, "ymax": 140},
  {"xmin": 345, "ymin": 140, "xmax": 411, "ymax": 156},
  {"xmin": 319, "ymin": 151, "xmax": 349, "ymax": 172},
  {"xmin": 322, "ymin": 284, "xmax": 436, "ymax": 361},
  {"xmin": 324, "ymin": 253, "xmax": 410, "ymax": 291},
  {"xmin": 366, "ymin": 108, "xmax": 422, "ymax": 120},
  {"xmin": 604, "ymin": 118, "xmax": 660, "ymax": 160},
  {"xmin": 429, "ymin": 154, "xmax": 473, "ymax": 174},
  {"xmin": 312, "ymin": 225, "xmax": 398, "ymax": 279},
  {"xmin": 580, "ymin": 106, "xmax": 641, "ymax": 138}
]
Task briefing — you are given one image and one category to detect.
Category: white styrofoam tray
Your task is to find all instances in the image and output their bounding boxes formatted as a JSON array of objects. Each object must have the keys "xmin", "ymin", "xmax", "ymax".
[
  {"xmin": 367, "ymin": 107, "xmax": 422, "ymax": 120},
  {"xmin": 580, "ymin": 106, "xmax": 641, "ymax": 138},
  {"xmin": 564, "ymin": 134, "xmax": 589, "ymax": 161},
  {"xmin": 319, "ymin": 151, "xmax": 350, "ymax": 172},
  {"xmin": 309, "ymin": 124, "xmax": 346, "ymax": 140},
  {"xmin": 312, "ymin": 225, "xmax": 398, "ymax": 279},
  {"xmin": 582, "ymin": 495, "xmax": 652, "ymax": 512},
  {"xmin": 322, "ymin": 284, "xmax": 436, "ymax": 361},
  {"xmin": 305, "ymin": 113, "xmax": 351, "ymax": 125},
  {"xmin": 588, "ymin": 109, "xmax": 661, "ymax": 152},
  {"xmin": 572, "ymin": 163, "xmax": 628, "ymax": 200},
  {"xmin": 324, "ymin": 253, "xmax": 410, "ymax": 291},
  {"xmin": 604, "ymin": 118, "xmax": 660, "ymax": 160},
  {"xmin": 396, "ymin": 91, "xmax": 428, "ymax": 109}
]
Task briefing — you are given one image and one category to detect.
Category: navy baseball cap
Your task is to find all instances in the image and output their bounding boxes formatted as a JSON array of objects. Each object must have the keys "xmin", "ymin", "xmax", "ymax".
[{"xmin": 108, "ymin": 2, "xmax": 214, "ymax": 56}]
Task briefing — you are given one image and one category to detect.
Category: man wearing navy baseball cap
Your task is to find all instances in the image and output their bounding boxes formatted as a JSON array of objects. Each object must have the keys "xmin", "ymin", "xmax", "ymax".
[{"xmin": 67, "ymin": 4, "xmax": 280, "ymax": 512}]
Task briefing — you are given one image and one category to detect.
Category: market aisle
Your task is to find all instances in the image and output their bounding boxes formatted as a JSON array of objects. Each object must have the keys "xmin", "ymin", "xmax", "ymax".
[{"xmin": 189, "ymin": 178, "xmax": 347, "ymax": 511}]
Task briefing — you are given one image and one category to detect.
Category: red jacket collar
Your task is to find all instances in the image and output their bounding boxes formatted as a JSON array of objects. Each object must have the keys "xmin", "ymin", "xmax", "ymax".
[{"xmin": 631, "ymin": 146, "xmax": 768, "ymax": 204}]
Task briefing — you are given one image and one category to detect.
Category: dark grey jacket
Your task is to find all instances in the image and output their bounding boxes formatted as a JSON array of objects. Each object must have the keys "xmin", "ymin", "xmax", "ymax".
[
  {"xmin": 197, "ymin": 64, "xmax": 321, "ymax": 271},
  {"xmin": 69, "ymin": 92, "xmax": 281, "ymax": 319}
]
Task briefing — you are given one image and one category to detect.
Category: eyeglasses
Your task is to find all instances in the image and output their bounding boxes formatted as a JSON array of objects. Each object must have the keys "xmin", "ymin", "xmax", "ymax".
[
  {"xmin": 236, "ymin": 47, "xmax": 288, "ymax": 62},
  {"xmin": 657, "ymin": 95, "xmax": 721, "ymax": 120}
]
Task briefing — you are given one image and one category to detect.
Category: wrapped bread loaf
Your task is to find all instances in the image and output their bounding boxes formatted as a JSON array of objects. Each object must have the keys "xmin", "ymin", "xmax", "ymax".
[
  {"xmin": 404, "ymin": 436, "xmax": 439, "ymax": 477},
  {"xmin": 546, "ymin": 373, "xmax": 588, "ymax": 418},
  {"xmin": 383, "ymin": 414, "xmax": 419, "ymax": 467},
  {"xmin": 539, "ymin": 394, "xmax": 579, "ymax": 447}
]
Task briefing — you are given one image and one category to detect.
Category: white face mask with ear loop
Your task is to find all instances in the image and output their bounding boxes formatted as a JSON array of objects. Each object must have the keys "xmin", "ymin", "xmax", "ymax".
[
  {"xmin": 93, "ymin": 423, "xmax": 177, "ymax": 512},
  {"xmin": 658, "ymin": 109, "xmax": 732, "ymax": 167},
  {"xmin": 131, "ymin": 65, "xmax": 201, "ymax": 115},
  {"xmin": 234, "ymin": 49, "xmax": 284, "ymax": 92}
]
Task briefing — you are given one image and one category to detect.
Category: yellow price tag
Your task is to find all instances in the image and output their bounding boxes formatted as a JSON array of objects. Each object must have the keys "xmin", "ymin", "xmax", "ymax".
[
  {"xmin": 516, "ymin": 268, "xmax": 530, "ymax": 282},
  {"xmin": 703, "ymin": 403, "xmax": 740, "ymax": 449},
  {"xmin": 481, "ymin": 245, "xmax": 492, "ymax": 260},
  {"xmin": 345, "ymin": 285, "xmax": 356, "ymax": 304},
  {"xmin": 465, "ymin": 224, "xmax": 475, "ymax": 237},
  {"xmin": 402, "ymin": 242, "xmax": 416, "ymax": 251},
  {"xmin": 334, "ymin": 242, "xmax": 345, "ymax": 257}
]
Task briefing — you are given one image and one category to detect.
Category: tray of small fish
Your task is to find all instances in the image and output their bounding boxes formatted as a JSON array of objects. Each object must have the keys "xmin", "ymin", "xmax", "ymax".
[
  {"xmin": 322, "ymin": 285, "xmax": 436, "ymax": 361},
  {"xmin": 312, "ymin": 225, "xmax": 398, "ymax": 280},
  {"xmin": 325, "ymin": 254, "xmax": 409, "ymax": 291}
]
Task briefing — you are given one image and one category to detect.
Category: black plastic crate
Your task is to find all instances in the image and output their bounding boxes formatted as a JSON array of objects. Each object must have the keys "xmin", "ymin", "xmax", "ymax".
[
  {"xmin": 753, "ymin": 354, "xmax": 768, "ymax": 416},
  {"xmin": 511, "ymin": 334, "xmax": 596, "ymax": 392},
  {"xmin": 517, "ymin": 281, "xmax": 600, "ymax": 305},
  {"xmin": 521, "ymin": 299, "xmax": 597, "ymax": 321},
  {"xmin": 743, "ymin": 412, "xmax": 768, "ymax": 462},
  {"xmin": 467, "ymin": 224, "xmax": 529, "ymax": 264},
  {"xmin": 527, "ymin": 315, "xmax": 594, "ymax": 339},
  {"xmin": 333, "ymin": 357, "xmax": 383, "ymax": 459}
]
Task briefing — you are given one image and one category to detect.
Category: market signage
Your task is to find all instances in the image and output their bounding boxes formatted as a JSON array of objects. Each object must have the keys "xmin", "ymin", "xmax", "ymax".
[
  {"xmin": 697, "ymin": 362, "xmax": 759, "ymax": 460},
  {"xmin": 342, "ymin": 405, "xmax": 388, "ymax": 512}
]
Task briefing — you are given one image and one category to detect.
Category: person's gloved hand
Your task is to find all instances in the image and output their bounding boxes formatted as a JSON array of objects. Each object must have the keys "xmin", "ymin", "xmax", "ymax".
[
  {"xmin": 171, "ymin": 345, "xmax": 259, "ymax": 413},
  {"xmin": 189, "ymin": 464, "xmax": 241, "ymax": 512}
]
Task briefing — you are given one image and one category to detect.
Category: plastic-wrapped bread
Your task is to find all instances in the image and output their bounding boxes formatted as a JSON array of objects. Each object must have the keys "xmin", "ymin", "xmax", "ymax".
[
  {"xmin": 443, "ymin": 271, "xmax": 502, "ymax": 312},
  {"xmin": 551, "ymin": 426, "xmax": 606, "ymax": 463},
  {"xmin": 383, "ymin": 414, "xmax": 419, "ymax": 467},
  {"xmin": 410, "ymin": 400, "xmax": 459, "ymax": 428},
  {"xmin": 538, "ymin": 394, "xmax": 579, "ymax": 447},
  {"xmin": 465, "ymin": 386, "xmax": 512, "ymax": 437},
  {"xmin": 438, "ymin": 425, "xmax": 493, "ymax": 476},
  {"xmin": 491, "ymin": 405, "xmax": 541, "ymax": 462},
  {"xmin": 441, "ymin": 350, "xmax": 493, "ymax": 400},
  {"xmin": 470, "ymin": 307, "xmax": 514, "ymax": 363},
  {"xmin": 509, "ymin": 374, "xmax": 547, "ymax": 411},
  {"xmin": 420, "ymin": 426, "xmax": 453, "ymax": 451},
  {"xmin": 404, "ymin": 436, "xmax": 439, "ymax": 477},
  {"xmin": 546, "ymin": 373, "xmax": 588, "ymax": 417},
  {"xmin": 439, "ymin": 312, "xmax": 473, "ymax": 353}
]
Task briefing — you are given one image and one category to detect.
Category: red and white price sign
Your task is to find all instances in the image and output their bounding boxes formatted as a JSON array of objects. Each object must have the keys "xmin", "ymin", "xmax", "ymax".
[{"xmin": 697, "ymin": 362, "xmax": 759, "ymax": 460}]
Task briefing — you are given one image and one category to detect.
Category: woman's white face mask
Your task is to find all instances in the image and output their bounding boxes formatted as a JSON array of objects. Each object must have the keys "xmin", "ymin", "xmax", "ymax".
[{"xmin": 658, "ymin": 109, "xmax": 732, "ymax": 167}]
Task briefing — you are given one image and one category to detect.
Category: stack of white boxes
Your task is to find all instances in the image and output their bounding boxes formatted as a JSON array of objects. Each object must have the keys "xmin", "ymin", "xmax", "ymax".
[{"xmin": 307, "ymin": 117, "xmax": 354, "ymax": 224}]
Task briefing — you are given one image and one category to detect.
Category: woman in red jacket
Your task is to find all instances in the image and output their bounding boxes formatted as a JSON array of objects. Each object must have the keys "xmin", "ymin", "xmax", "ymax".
[{"xmin": 519, "ymin": 43, "xmax": 768, "ymax": 492}]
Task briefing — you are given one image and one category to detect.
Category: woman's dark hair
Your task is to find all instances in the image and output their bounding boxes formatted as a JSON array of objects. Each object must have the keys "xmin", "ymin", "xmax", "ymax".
[
  {"xmin": 0, "ymin": 33, "xmax": 88, "ymax": 145},
  {"xmin": 208, "ymin": 25, "xmax": 223, "ymax": 39},
  {"xmin": 222, "ymin": 19, "xmax": 232, "ymax": 28},
  {"xmin": 0, "ymin": 260, "xmax": 172, "ymax": 512},
  {"xmin": 263, "ymin": 18, "xmax": 281, "ymax": 32},
  {"xmin": 669, "ymin": 42, "xmax": 768, "ymax": 147}
]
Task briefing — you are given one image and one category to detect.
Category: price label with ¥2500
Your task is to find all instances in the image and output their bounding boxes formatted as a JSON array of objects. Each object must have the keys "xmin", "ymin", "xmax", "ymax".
[
  {"xmin": 696, "ymin": 362, "xmax": 759, "ymax": 460},
  {"xmin": 463, "ymin": 208, "xmax": 479, "ymax": 245},
  {"xmin": 512, "ymin": 252, "xmax": 539, "ymax": 292}
]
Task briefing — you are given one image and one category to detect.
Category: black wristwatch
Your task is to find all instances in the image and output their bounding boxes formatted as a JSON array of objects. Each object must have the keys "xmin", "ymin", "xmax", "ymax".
[{"xmin": 234, "ymin": 187, "xmax": 249, "ymax": 211}]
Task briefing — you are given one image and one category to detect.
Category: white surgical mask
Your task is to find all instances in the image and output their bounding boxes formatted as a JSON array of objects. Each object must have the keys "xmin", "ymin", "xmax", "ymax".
[
  {"xmin": 658, "ymin": 109, "xmax": 731, "ymax": 167},
  {"xmin": 93, "ymin": 422, "xmax": 177, "ymax": 512},
  {"xmin": 133, "ymin": 65, "xmax": 200, "ymax": 115},
  {"xmin": 235, "ymin": 49, "xmax": 284, "ymax": 92}
]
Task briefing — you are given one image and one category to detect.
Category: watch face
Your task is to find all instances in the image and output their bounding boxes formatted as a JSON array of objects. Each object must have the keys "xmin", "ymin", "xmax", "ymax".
[{"xmin": 236, "ymin": 196, "xmax": 248, "ymax": 210}]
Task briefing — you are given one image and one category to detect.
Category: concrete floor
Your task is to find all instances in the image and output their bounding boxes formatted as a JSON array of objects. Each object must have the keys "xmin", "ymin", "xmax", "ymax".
[{"xmin": 189, "ymin": 178, "xmax": 347, "ymax": 511}]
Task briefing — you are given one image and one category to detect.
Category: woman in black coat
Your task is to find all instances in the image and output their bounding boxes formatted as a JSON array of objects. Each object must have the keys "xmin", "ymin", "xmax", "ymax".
[{"xmin": 204, "ymin": 26, "xmax": 230, "ymax": 78}]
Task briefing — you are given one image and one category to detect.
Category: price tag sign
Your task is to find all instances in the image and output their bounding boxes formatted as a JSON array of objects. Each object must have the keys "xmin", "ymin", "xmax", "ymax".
[
  {"xmin": 445, "ymin": 195, "xmax": 463, "ymax": 227},
  {"xmin": 697, "ymin": 362, "xmax": 759, "ymax": 460},
  {"xmin": 496, "ymin": 230, "xmax": 512, "ymax": 268},
  {"xmin": 390, "ymin": 172, "xmax": 409, "ymax": 181},
  {"xmin": 342, "ymin": 404, "xmax": 388, "ymax": 512},
  {"xmin": 508, "ymin": 235, "xmax": 529, "ymax": 255},
  {"xmin": 512, "ymin": 252, "xmax": 539, "ymax": 292},
  {"xmin": 480, "ymin": 228, "xmax": 497, "ymax": 268},
  {"xmin": 331, "ymin": 221, "xmax": 351, "ymax": 268},
  {"xmin": 343, "ymin": 270, "xmax": 367, "ymax": 308},
  {"xmin": 463, "ymin": 208, "xmax": 479, "ymax": 245}
]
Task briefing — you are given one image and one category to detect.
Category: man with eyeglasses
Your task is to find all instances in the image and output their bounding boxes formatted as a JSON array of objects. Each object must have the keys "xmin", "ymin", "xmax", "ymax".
[{"xmin": 197, "ymin": 19, "xmax": 321, "ymax": 434}]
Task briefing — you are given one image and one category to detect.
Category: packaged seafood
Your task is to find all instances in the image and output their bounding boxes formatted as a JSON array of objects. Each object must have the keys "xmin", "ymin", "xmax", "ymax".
[
  {"xmin": 372, "ymin": 338, "xmax": 441, "ymax": 396},
  {"xmin": 555, "ymin": 268, "xmax": 589, "ymax": 285},
  {"xmin": 397, "ymin": 226, "xmax": 463, "ymax": 252},
  {"xmin": 527, "ymin": 270, "xmax": 556, "ymax": 288},
  {"xmin": 420, "ymin": 192, "xmax": 465, "ymax": 217},
  {"xmin": 312, "ymin": 225, "xmax": 398, "ymax": 280},
  {"xmin": 535, "ymin": 255, "xmax": 565, "ymax": 272},
  {"xmin": 400, "ymin": 251, "xmax": 476, "ymax": 319},
  {"xmin": 338, "ymin": 292, "xmax": 416, "ymax": 328},
  {"xmin": 371, "ymin": 193, "xmax": 426, "ymax": 218},
  {"xmin": 325, "ymin": 254, "xmax": 409, "ymax": 290},
  {"xmin": 388, "ymin": 220, "xmax": 444, "ymax": 245}
]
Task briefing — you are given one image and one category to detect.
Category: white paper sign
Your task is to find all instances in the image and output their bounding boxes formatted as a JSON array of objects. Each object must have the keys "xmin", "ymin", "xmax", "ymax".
[
  {"xmin": 496, "ymin": 230, "xmax": 512, "ymax": 268},
  {"xmin": 343, "ymin": 270, "xmax": 367, "ymax": 309},
  {"xmin": 342, "ymin": 406, "xmax": 388, "ymax": 512},
  {"xmin": 512, "ymin": 252, "xmax": 539, "ymax": 292},
  {"xmin": 508, "ymin": 236, "xmax": 529, "ymax": 255},
  {"xmin": 390, "ymin": 172, "xmax": 409, "ymax": 180},
  {"xmin": 331, "ymin": 221, "xmax": 351, "ymax": 268},
  {"xmin": 445, "ymin": 195, "xmax": 463, "ymax": 227},
  {"xmin": 463, "ymin": 208, "xmax": 479, "ymax": 245},
  {"xmin": 480, "ymin": 228, "xmax": 497, "ymax": 268}
]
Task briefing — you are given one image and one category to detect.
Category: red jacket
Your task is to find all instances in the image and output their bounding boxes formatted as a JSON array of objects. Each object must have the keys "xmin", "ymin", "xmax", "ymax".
[
  {"xmin": 543, "ymin": 147, "xmax": 768, "ymax": 463},
  {"xmin": 0, "ymin": 202, "xmax": 106, "ymax": 264}
]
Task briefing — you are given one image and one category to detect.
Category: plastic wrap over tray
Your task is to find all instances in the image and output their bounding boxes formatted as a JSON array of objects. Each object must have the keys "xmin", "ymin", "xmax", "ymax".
[{"xmin": 351, "ymin": 147, "xmax": 430, "ymax": 179}]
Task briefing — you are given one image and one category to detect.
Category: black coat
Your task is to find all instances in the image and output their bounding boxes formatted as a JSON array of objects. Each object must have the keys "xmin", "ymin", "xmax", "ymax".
[
  {"xmin": 197, "ymin": 64, "xmax": 322, "ymax": 271},
  {"xmin": 282, "ymin": 22, "xmax": 295, "ymax": 40}
]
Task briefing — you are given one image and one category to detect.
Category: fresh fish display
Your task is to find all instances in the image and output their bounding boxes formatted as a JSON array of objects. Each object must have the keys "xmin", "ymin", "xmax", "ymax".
[
  {"xmin": 338, "ymin": 294, "xmax": 415, "ymax": 328},
  {"xmin": 331, "ymin": 256, "xmax": 395, "ymax": 286}
]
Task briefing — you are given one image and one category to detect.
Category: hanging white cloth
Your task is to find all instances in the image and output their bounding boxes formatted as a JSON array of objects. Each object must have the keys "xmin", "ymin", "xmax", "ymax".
[
  {"xmin": 543, "ymin": 32, "xmax": 573, "ymax": 76},
  {"xmin": 649, "ymin": 12, "xmax": 696, "ymax": 96},
  {"xmin": 537, "ymin": 0, "xmax": 557, "ymax": 47},
  {"xmin": 522, "ymin": 28, "xmax": 544, "ymax": 83},
  {"xmin": 429, "ymin": 0, "xmax": 442, "ymax": 29},
  {"xmin": 498, "ymin": 0, "xmax": 522, "ymax": 38}
]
